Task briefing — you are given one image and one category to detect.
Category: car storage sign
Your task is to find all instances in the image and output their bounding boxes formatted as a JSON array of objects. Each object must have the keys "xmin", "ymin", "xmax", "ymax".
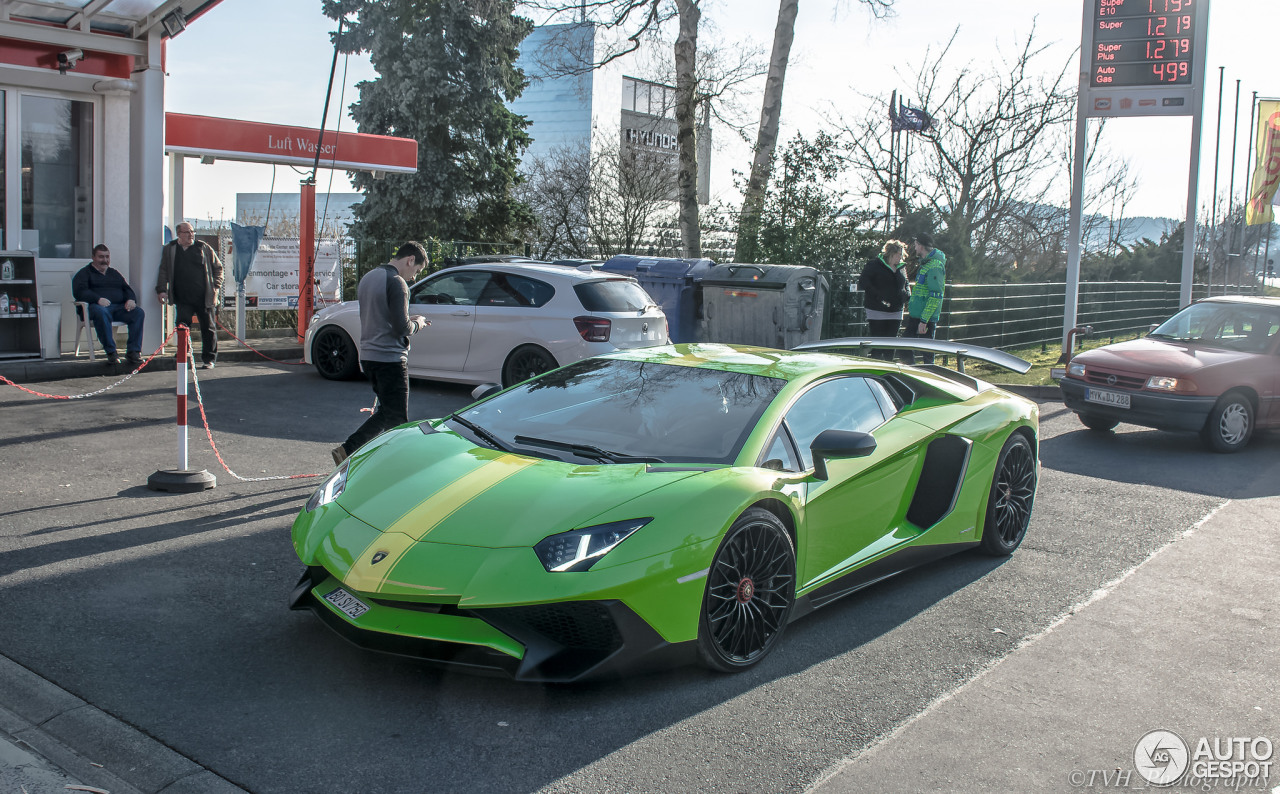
[{"xmin": 222, "ymin": 237, "xmax": 341, "ymax": 310}]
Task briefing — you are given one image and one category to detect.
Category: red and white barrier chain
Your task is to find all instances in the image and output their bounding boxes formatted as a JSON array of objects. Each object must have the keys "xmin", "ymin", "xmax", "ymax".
[
  {"xmin": 0, "ymin": 331, "xmax": 175, "ymax": 400},
  {"xmin": 187, "ymin": 362, "xmax": 325, "ymax": 483},
  {"xmin": 215, "ymin": 316, "xmax": 306, "ymax": 365},
  {"xmin": 1, "ymin": 326, "xmax": 325, "ymax": 484}
]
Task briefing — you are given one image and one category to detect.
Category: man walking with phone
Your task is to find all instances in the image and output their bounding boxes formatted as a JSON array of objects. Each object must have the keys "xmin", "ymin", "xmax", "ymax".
[{"xmin": 332, "ymin": 242, "xmax": 431, "ymax": 466}]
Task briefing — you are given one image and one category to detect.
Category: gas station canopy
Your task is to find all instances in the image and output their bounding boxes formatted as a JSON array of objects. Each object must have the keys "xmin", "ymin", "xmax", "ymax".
[{"xmin": 0, "ymin": 1, "xmax": 223, "ymax": 48}]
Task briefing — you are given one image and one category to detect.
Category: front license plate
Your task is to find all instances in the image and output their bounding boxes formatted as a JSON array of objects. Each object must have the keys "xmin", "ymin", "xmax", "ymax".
[
  {"xmin": 322, "ymin": 587, "xmax": 370, "ymax": 620},
  {"xmin": 1085, "ymin": 387, "xmax": 1130, "ymax": 409}
]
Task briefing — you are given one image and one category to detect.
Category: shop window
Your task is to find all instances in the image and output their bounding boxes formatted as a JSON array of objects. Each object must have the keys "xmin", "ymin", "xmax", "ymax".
[
  {"xmin": 21, "ymin": 96, "xmax": 93, "ymax": 259},
  {"xmin": 0, "ymin": 93, "xmax": 5, "ymax": 247}
]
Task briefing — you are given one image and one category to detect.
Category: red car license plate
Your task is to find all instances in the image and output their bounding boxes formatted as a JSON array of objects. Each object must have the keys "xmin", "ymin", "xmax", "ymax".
[{"xmin": 1085, "ymin": 387, "xmax": 1130, "ymax": 409}]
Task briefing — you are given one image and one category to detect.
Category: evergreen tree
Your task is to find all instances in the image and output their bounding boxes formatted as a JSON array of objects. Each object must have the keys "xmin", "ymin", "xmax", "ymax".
[{"xmin": 323, "ymin": 0, "xmax": 535, "ymax": 249}]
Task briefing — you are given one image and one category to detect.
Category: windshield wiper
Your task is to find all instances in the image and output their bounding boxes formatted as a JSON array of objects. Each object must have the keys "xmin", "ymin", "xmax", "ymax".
[
  {"xmin": 514, "ymin": 435, "xmax": 664, "ymax": 464},
  {"xmin": 449, "ymin": 414, "xmax": 510, "ymax": 451}
]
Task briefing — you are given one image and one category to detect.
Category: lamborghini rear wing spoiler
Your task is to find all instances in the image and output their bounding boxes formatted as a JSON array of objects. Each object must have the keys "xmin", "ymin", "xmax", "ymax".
[{"xmin": 793, "ymin": 337, "xmax": 1033, "ymax": 375}]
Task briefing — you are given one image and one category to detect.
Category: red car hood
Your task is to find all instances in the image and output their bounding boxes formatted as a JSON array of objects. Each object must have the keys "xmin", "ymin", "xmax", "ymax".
[{"xmin": 1075, "ymin": 337, "xmax": 1251, "ymax": 377}]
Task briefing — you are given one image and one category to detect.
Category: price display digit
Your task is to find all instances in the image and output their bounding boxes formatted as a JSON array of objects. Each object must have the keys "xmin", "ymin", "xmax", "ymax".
[{"xmin": 1090, "ymin": 0, "xmax": 1198, "ymax": 88}]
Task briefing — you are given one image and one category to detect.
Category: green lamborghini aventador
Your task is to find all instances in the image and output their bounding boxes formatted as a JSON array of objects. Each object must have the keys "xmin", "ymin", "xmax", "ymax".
[{"xmin": 290, "ymin": 340, "xmax": 1038, "ymax": 681}]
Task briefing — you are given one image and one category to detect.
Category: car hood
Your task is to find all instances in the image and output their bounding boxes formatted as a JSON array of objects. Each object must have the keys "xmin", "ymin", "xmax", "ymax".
[
  {"xmin": 1074, "ymin": 337, "xmax": 1253, "ymax": 377},
  {"xmin": 336, "ymin": 425, "xmax": 702, "ymax": 547}
]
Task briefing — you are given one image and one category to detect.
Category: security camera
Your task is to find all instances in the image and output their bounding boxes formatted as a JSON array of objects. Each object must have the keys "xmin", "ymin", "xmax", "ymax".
[{"xmin": 57, "ymin": 49, "xmax": 83, "ymax": 74}]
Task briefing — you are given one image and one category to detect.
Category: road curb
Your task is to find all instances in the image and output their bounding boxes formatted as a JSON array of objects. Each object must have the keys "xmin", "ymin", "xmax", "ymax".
[
  {"xmin": 0, "ymin": 343, "xmax": 304, "ymax": 384},
  {"xmin": 0, "ymin": 654, "xmax": 246, "ymax": 794}
]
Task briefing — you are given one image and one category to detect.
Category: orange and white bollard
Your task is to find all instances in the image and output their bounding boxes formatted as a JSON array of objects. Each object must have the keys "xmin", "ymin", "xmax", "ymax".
[{"xmin": 147, "ymin": 325, "xmax": 216, "ymax": 492}]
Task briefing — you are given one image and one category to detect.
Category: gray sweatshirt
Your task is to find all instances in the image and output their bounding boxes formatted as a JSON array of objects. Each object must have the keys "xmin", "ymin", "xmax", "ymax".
[{"xmin": 357, "ymin": 264, "xmax": 425, "ymax": 363}]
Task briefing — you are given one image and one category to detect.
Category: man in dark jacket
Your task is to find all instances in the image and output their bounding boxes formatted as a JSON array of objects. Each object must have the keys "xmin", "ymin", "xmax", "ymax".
[
  {"xmin": 71, "ymin": 244, "xmax": 145, "ymax": 366},
  {"xmin": 857, "ymin": 239, "xmax": 908, "ymax": 360},
  {"xmin": 332, "ymin": 242, "xmax": 431, "ymax": 466},
  {"xmin": 156, "ymin": 222, "xmax": 223, "ymax": 369}
]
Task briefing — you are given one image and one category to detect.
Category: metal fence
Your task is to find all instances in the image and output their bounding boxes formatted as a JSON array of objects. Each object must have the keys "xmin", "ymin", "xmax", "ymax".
[{"xmin": 823, "ymin": 278, "xmax": 1255, "ymax": 351}]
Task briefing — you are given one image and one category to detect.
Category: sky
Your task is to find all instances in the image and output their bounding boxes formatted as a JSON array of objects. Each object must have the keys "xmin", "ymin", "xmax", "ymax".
[{"xmin": 164, "ymin": 0, "xmax": 1280, "ymax": 228}]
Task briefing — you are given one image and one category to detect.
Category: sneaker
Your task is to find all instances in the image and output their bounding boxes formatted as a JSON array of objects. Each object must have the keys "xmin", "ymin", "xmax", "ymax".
[
  {"xmin": 126, "ymin": 352, "xmax": 143, "ymax": 366},
  {"xmin": 199, "ymin": 361, "xmax": 215, "ymax": 370},
  {"xmin": 106, "ymin": 351, "xmax": 119, "ymax": 365},
  {"xmin": 331, "ymin": 445, "xmax": 349, "ymax": 466}
]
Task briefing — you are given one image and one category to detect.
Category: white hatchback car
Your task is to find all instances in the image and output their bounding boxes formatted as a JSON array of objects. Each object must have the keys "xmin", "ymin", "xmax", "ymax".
[{"xmin": 305, "ymin": 261, "xmax": 669, "ymax": 387}]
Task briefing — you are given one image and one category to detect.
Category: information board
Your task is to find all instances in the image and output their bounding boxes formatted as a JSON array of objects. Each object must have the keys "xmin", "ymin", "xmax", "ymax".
[
  {"xmin": 221, "ymin": 238, "xmax": 341, "ymax": 310},
  {"xmin": 1082, "ymin": 0, "xmax": 1209, "ymax": 118}
]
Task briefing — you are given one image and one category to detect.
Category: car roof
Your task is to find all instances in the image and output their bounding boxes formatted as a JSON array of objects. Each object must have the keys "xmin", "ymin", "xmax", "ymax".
[
  {"xmin": 1198, "ymin": 295, "xmax": 1280, "ymax": 308},
  {"xmin": 444, "ymin": 261, "xmax": 630, "ymax": 283}
]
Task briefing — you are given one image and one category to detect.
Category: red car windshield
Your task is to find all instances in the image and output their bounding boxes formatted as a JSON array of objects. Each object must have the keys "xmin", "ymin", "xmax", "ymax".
[{"xmin": 1148, "ymin": 303, "xmax": 1280, "ymax": 353}]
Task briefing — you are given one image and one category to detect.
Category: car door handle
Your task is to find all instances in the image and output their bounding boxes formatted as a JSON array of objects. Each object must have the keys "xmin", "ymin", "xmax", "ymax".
[{"xmin": 451, "ymin": 310, "xmax": 472, "ymax": 317}]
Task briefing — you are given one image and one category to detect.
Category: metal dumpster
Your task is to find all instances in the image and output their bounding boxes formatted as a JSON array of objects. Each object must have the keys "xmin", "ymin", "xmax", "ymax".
[
  {"xmin": 600, "ymin": 255, "xmax": 714, "ymax": 343},
  {"xmin": 697, "ymin": 263, "xmax": 828, "ymax": 349}
]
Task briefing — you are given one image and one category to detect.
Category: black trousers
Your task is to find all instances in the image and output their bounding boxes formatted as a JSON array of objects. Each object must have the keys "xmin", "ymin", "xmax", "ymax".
[
  {"xmin": 176, "ymin": 301, "xmax": 218, "ymax": 365},
  {"xmin": 900, "ymin": 317, "xmax": 938, "ymax": 365},
  {"xmin": 343, "ymin": 359, "xmax": 410, "ymax": 455},
  {"xmin": 865, "ymin": 317, "xmax": 902, "ymax": 360}
]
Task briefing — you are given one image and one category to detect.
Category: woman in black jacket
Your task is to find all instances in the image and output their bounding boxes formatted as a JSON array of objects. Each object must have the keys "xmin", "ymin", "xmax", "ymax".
[{"xmin": 857, "ymin": 239, "xmax": 908, "ymax": 359}]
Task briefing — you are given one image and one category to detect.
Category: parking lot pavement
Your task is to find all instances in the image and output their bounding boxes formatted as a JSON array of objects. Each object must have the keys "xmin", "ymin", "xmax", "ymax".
[
  {"xmin": 1, "ymin": 362, "xmax": 1276, "ymax": 793},
  {"xmin": 1, "ymin": 650, "xmax": 247, "ymax": 793},
  {"xmin": 812, "ymin": 494, "xmax": 1278, "ymax": 793}
]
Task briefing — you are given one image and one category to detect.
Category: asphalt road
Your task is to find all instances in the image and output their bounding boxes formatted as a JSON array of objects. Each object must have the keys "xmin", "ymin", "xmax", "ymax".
[{"xmin": 1, "ymin": 363, "xmax": 1276, "ymax": 794}]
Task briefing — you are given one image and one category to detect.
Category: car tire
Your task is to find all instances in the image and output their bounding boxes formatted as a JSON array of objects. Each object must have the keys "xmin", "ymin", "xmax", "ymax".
[
  {"xmin": 502, "ymin": 345, "xmax": 557, "ymax": 387},
  {"xmin": 312, "ymin": 326, "xmax": 360, "ymax": 380},
  {"xmin": 979, "ymin": 433, "xmax": 1036, "ymax": 557},
  {"xmin": 697, "ymin": 508, "xmax": 796, "ymax": 672},
  {"xmin": 1078, "ymin": 412, "xmax": 1119, "ymax": 432},
  {"xmin": 1200, "ymin": 391, "xmax": 1253, "ymax": 453}
]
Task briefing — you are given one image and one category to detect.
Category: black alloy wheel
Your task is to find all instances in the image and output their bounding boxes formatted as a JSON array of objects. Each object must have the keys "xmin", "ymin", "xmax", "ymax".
[
  {"xmin": 1201, "ymin": 391, "xmax": 1253, "ymax": 453},
  {"xmin": 502, "ymin": 345, "xmax": 557, "ymax": 387},
  {"xmin": 697, "ymin": 508, "xmax": 796, "ymax": 672},
  {"xmin": 313, "ymin": 327, "xmax": 360, "ymax": 380},
  {"xmin": 979, "ymin": 433, "xmax": 1036, "ymax": 556},
  {"xmin": 1079, "ymin": 412, "xmax": 1119, "ymax": 432}
]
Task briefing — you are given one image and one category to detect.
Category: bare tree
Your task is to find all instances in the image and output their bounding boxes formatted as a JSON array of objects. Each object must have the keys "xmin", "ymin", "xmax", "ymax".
[
  {"xmin": 517, "ymin": 138, "xmax": 677, "ymax": 257},
  {"xmin": 521, "ymin": 0, "xmax": 721, "ymax": 257},
  {"xmin": 736, "ymin": 0, "xmax": 893, "ymax": 263},
  {"xmin": 837, "ymin": 25, "xmax": 1076, "ymax": 279},
  {"xmin": 588, "ymin": 138, "xmax": 679, "ymax": 255},
  {"xmin": 515, "ymin": 144, "xmax": 593, "ymax": 258}
]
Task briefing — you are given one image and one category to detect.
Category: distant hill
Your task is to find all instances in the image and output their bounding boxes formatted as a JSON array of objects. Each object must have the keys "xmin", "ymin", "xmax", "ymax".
[{"xmin": 1118, "ymin": 216, "xmax": 1176, "ymax": 245}]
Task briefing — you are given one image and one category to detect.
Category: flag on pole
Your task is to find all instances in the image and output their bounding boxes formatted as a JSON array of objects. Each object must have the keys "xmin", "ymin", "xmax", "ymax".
[
  {"xmin": 890, "ymin": 90, "xmax": 934, "ymax": 133},
  {"xmin": 898, "ymin": 105, "xmax": 934, "ymax": 132},
  {"xmin": 1245, "ymin": 100, "xmax": 1280, "ymax": 226}
]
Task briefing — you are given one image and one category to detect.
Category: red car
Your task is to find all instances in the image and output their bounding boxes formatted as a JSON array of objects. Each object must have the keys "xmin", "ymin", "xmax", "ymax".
[{"xmin": 1059, "ymin": 296, "xmax": 1280, "ymax": 452}]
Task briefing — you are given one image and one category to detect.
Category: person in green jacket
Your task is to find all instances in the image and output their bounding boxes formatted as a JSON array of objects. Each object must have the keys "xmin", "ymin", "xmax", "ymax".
[{"xmin": 902, "ymin": 232, "xmax": 946, "ymax": 365}]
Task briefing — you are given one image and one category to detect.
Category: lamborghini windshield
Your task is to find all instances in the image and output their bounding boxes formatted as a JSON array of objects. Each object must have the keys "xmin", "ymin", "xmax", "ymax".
[
  {"xmin": 452, "ymin": 359, "xmax": 786, "ymax": 464},
  {"xmin": 1148, "ymin": 303, "xmax": 1280, "ymax": 353}
]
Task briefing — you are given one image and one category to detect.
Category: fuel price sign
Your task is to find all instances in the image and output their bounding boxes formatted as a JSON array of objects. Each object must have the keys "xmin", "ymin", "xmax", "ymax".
[{"xmin": 1082, "ymin": 0, "xmax": 1209, "ymax": 118}]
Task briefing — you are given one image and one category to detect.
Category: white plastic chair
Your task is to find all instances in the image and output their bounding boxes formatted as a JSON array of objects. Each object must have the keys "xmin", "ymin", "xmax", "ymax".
[{"xmin": 73, "ymin": 301, "xmax": 126, "ymax": 360}]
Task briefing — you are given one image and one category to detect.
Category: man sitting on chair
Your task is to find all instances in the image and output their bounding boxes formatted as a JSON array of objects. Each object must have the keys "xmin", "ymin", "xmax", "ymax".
[{"xmin": 71, "ymin": 244, "xmax": 145, "ymax": 366}]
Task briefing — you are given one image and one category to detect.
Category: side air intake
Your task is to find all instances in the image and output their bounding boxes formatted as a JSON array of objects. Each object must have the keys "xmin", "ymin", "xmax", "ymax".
[{"xmin": 906, "ymin": 435, "xmax": 972, "ymax": 529}]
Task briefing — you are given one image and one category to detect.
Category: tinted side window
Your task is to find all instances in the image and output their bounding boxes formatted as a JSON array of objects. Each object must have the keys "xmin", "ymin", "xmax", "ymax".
[
  {"xmin": 574, "ymin": 279, "xmax": 654, "ymax": 312},
  {"xmin": 480, "ymin": 273, "xmax": 555, "ymax": 308},
  {"xmin": 784, "ymin": 378, "xmax": 888, "ymax": 470},
  {"xmin": 411, "ymin": 271, "xmax": 491, "ymax": 306}
]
